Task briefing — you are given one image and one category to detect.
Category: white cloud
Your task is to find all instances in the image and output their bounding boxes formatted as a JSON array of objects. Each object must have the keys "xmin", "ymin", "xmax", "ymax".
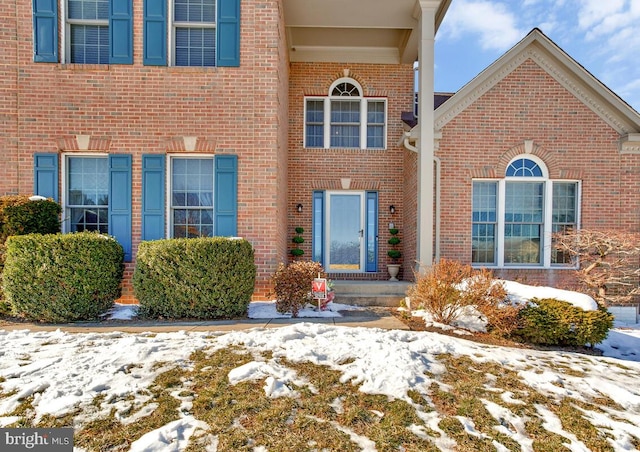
[
  {"xmin": 440, "ymin": 0, "xmax": 524, "ymax": 52},
  {"xmin": 605, "ymin": 26, "xmax": 640, "ymax": 63},
  {"xmin": 577, "ymin": 0, "xmax": 626, "ymax": 32},
  {"xmin": 615, "ymin": 77, "xmax": 640, "ymax": 110}
]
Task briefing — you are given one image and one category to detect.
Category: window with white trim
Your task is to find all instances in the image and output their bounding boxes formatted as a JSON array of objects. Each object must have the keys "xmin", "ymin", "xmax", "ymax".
[
  {"xmin": 471, "ymin": 156, "xmax": 579, "ymax": 267},
  {"xmin": 304, "ymin": 78, "xmax": 387, "ymax": 149},
  {"xmin": 170, "ymin": 157, "xmax": 214, "ymax": 237},
  {"xmin": 66, "ymin": 0, "xmax": 110, "ymax": 64},
  {"xmin": 66, "ymin": 155, "xmax": 109, "ymax": 233},
  {"xmin": 172, "ymin": 0, "xmax": 216, "ymax": 66}
]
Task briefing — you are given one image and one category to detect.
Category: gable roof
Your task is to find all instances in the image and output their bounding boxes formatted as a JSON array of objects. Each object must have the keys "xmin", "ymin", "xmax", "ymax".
[{"xmin": 434, "ymin": 28, "xmax": 640, "ymax": 137}]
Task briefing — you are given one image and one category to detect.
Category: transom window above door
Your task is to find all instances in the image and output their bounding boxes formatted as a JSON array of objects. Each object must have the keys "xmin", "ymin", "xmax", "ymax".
[{"xmin": 304, "ymin": 78, "xmax": 387, "ymax": 150}]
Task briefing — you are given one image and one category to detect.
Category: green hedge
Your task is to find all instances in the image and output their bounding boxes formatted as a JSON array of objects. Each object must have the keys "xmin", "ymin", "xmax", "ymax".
[
  {"xmin": 0, "ymin": 196, "xmax": 61, "ymax": 243},
  {"xmin": 512, "ymin": 298, "xmax": 614, "ymax": 347},
  {"xmin": 133, "ymin": 237, "xmax": 256, "ymax": 319},
  {"xmin": 3, "ymin": 232, "xmax": 124, "ymax": 322},
  {"xmin": 0, "ymin": 195, "xmax": 61, "ymax": 271}
]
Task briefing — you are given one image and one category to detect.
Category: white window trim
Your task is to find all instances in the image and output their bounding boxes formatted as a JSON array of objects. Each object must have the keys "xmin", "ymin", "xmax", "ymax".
[
  {"xmin": 472, "ymin": 174, "xmax": 581, "ymax": 269},
  {"xmin": 304, "ymin": 77, "xmax": 388, "ymax": 150},
  {"xmin": 62, "ymin": 0, "xmax": 109, "ymax": 64},
  {"xmin": 166, "ymin": 154, "xmax": 216, "ymax": 238},
  {"xmin": 168, "ymin": 0, "xmax": 217, "ymax": 67},
  {"xmin": 61, "ymin": 152, "xmax": 109, "ymax": 233}
]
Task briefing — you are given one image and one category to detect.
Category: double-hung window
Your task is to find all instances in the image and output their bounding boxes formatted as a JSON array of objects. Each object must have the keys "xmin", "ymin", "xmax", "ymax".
[
  {"xmin": 170, "ymin": 157, "xmax": 215, "ymax": 237},
  {"xmin": 34, "ymin": 0, "xmax": 134, "ymax": 64},
  {"xmin": 142, "ymin": 0, "xmax": 240, "ymax": 67},
  {"xmin": 67, "ymin": 156, "xmax": 109, "ymax": 232},
  {"xmin": 173, "ymin": 0, "xmax": 216, "ymax": 66},
  {"xmin": 305, "ymin": 78, "xmax": 387, "ymax": 150},
  {"xmin": 471, "ymin": 156, "xmax": 579, "ymax": 267},
  {"xmin": 66, "ymin": 0, "xmax": 109, "ymax": 64},
  {"xmin": 163, "ymin": 155, "xmax": 238, "ymax": 239}
]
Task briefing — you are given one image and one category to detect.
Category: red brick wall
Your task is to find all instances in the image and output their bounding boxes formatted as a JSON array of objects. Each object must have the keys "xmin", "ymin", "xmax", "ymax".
[
  {"xmin": 403, "ymin": 149, "xmax": 418, "ymax": 279},
  {"xmin": 0, "ymin": 3, "xmax": 19, "ymax": 195},
  {"xmin": 3, "ymin": 0, "xmax": 287, "ymax": 301},
  {"xmin": 275, "ymin": 0, "xmax": 290, "ymax": 281},
  {"xmin": 288, "ymin": 63, "xmax": 414, "ymax": 280},
  {"xmin": 436, "ymin": 58, "xmax": 638, "ymax": 288}
]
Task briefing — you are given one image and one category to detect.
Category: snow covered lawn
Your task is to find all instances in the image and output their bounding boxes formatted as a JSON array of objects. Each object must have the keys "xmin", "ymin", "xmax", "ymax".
[{"xmin": 0, "ymin": 321, "xmax": 639, "ymax": 451}]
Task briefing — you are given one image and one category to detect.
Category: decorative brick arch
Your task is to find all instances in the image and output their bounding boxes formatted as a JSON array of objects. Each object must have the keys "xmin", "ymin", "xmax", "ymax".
[
  {"xmin": 305, "ymin": 70, "xmax": 386, "ymax": 97},
  {"xmin": 310, "ymin": 179, "xmax": 381, "ymax": 190},
  {"xmin": 496, "ymin": 141, "xmax": 559, "ymax": 177},
  {"xmin": 468, "ymin": 140, "xmax": 584, "ymax": 180},
  {"xmin": 162, "ymin": 136, "xmax": 218, "ymax": 153},
  {"xmin": 56, "ymin": 135, "xmax": 112, "ymax": 151}
]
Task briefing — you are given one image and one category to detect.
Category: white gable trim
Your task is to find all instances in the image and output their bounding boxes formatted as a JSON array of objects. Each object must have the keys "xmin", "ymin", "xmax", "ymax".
[{"xmin": 435, "ymin": 29, "xmax": 640, "ymax": 135}]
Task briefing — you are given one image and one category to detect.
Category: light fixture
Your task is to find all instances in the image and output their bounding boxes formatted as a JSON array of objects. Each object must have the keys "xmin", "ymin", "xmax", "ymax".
[
  {"xmin": 389, "ymin": 205, "xmax": 396, "ymax": 214},
  {"xmin": 296, "ymin": 203, "xmax": 303, "ymax": 213}
]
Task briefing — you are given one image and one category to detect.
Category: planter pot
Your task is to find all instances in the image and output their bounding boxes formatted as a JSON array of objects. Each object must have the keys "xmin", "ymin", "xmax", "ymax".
[{"xmin": 387, "ymin": 264, "xmax": 401, "ymax": 281}]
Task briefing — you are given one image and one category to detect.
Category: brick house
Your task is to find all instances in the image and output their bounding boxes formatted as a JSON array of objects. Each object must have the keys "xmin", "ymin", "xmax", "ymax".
[
  {"xmin": 406, "ymin": 29, "xmax": 640, "ymax": 319},
  {"xmin": 3, "ymin": 2, "xmax": 639, "ymax": 312},
  {"xmin": 2, "ymin": 0, "xmax": 449, "ymax": 302}
]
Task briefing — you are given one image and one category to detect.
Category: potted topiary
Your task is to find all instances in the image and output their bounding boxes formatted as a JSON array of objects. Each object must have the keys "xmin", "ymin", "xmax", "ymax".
[
  {"xmin": 387, "ymin": 228, "xmax": 401, "ymax": 281},
  {"xmin": 291, "ymin": 227, "xmax": 305, "ymax": 259}
]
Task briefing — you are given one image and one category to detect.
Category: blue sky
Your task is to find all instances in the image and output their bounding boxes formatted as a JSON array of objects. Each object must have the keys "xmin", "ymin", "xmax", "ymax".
[{"xmin": 434, "ymin": 0, "xmax": 640, "ymax": 113}]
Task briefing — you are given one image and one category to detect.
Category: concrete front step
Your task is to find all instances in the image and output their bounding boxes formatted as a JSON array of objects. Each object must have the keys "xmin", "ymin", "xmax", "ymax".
[{"xmin": 331, "ymin": 281, "xmax": 411, "ymax": 307}]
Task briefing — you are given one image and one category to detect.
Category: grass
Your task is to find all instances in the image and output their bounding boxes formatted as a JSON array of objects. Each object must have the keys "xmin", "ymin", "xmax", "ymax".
[{"xmin": 0, "ymin": 340, "xmax": 638, "ymax": 451}]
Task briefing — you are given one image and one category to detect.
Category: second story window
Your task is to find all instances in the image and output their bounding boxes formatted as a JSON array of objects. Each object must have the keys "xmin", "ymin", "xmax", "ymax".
[
  {"xmin": 173, "ymin": 0, "xmax": 216, "ymax": 66},
  {"xmin": 304, "ymin": 78, "xmax": 387, "ymax": 150},
  {"xmin": 67, "ymin": 0, "xmax": 109, "ymax": 64}
]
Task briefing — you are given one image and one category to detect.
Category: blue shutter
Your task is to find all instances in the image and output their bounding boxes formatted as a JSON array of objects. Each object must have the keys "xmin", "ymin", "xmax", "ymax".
[
  {"xmin": 33, "ymin": 153, "xmax": 59, "ymax": 201},
  {"xmin": 312, "ymin": 191, "xmax": 325, "ymax": 264},
  {"xmin": 217, "ymin": 0, "xmax": 240, "ymax": 67},
  {"xmin": 110, "ymin": 0, "xmax": 133, "ymax": 64},
  {"xmin": 214, "ymin": 155, "xmax": 238, "ymax": 236},
  {"xmin": 32, "ymin": 0, "xmax": 58, "ymax": 62},
  {"xmin": 142, "ymin": 155, "xmax": 166, "ymax": 241},
  {"xmin": 109, "ymin": 155, "xmax": 132, "ymax": 261},
  {"xmin": 143, "ymin": 0, "xmax": 167, "ymax": 65},
  {"xmin": 365, "ymin": 191, "xmax": 378, "ymax": 272}
]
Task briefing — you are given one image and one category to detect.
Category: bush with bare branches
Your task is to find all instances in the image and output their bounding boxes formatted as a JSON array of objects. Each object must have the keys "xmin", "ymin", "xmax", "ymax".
[
  {"xmin": 553, "ymin": 229, "xmax": 640, "ymax": 307},
  {"xmin": 408, "ymin": 259, "xmax": 519, "ymax": 336},
  {"xmin": 272, "ymin": 261, "xmax": 326, "ymax": 317}
]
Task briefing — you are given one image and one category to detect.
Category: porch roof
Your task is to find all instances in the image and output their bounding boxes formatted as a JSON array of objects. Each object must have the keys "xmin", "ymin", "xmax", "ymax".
[{"xmin": 283, "ymin": 0, "xmax": 451, "ymax": 65}]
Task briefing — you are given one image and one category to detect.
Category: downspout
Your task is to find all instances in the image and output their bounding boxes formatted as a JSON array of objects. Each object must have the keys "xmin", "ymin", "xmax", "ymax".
[
  {"xmin": 433, "ymin": 155, "xmax": 441, "ymax": 262},
  {"xmin": 403, "ymin": 133, "xmax": 441, "ymax": 263}
]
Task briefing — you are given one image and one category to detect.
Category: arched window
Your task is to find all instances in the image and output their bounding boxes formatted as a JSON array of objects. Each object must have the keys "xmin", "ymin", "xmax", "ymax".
[
  {"xmin": 505, "ymin": 157, "xmax": 544, "ymax": 177},
  {"xmin": 304, "ymin": 78, "xmax": 386, "ymax": 149},
  {"xmin": 472, "ymin": 155, "xmax": 579, "ymax": 267}
]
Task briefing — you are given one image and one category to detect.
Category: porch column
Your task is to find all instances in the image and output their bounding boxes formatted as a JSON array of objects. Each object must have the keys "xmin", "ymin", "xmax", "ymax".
[{"xmin": 416, "ymin": 1, "xmax": 437, "ymax": 271}]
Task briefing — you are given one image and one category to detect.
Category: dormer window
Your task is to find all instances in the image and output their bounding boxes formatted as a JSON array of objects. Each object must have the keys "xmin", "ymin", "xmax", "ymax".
[{"xmin": 304, "ymin": 78, "xmax": 387, "ymax": 150}]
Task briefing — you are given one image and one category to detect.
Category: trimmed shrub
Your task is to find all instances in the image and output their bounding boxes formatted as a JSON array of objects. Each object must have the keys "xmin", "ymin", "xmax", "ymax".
[
  {"xmin": 272, "ymin": 260, "xmax": 326, "ymax": 317},
  {"xmin": 0, "ymin": 196, "xmax": 61, "ymax": 242},
  {"xmin": 3, "ymin": 232, "xmax": 124, "ymax": 322},
  {"xmin": 408, "ymin": 259, "xmax": 516, "ymax": 335},
  {"xmin": 0, "ymin": 195, "xmax": 61, "ymax": 272},
  {"xmin": 134, "ymin": 238, "xmax": 256, "ymax": 319},
  {"xmin": 512, "ymin": 298, "xmax": 614, "ymax": 347}
]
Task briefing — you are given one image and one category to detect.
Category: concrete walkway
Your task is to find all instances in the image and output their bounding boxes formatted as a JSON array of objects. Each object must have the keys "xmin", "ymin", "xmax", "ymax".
[{"xmin": 0, "ymin": 309, "xmax": 409, "ymax": 333}]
